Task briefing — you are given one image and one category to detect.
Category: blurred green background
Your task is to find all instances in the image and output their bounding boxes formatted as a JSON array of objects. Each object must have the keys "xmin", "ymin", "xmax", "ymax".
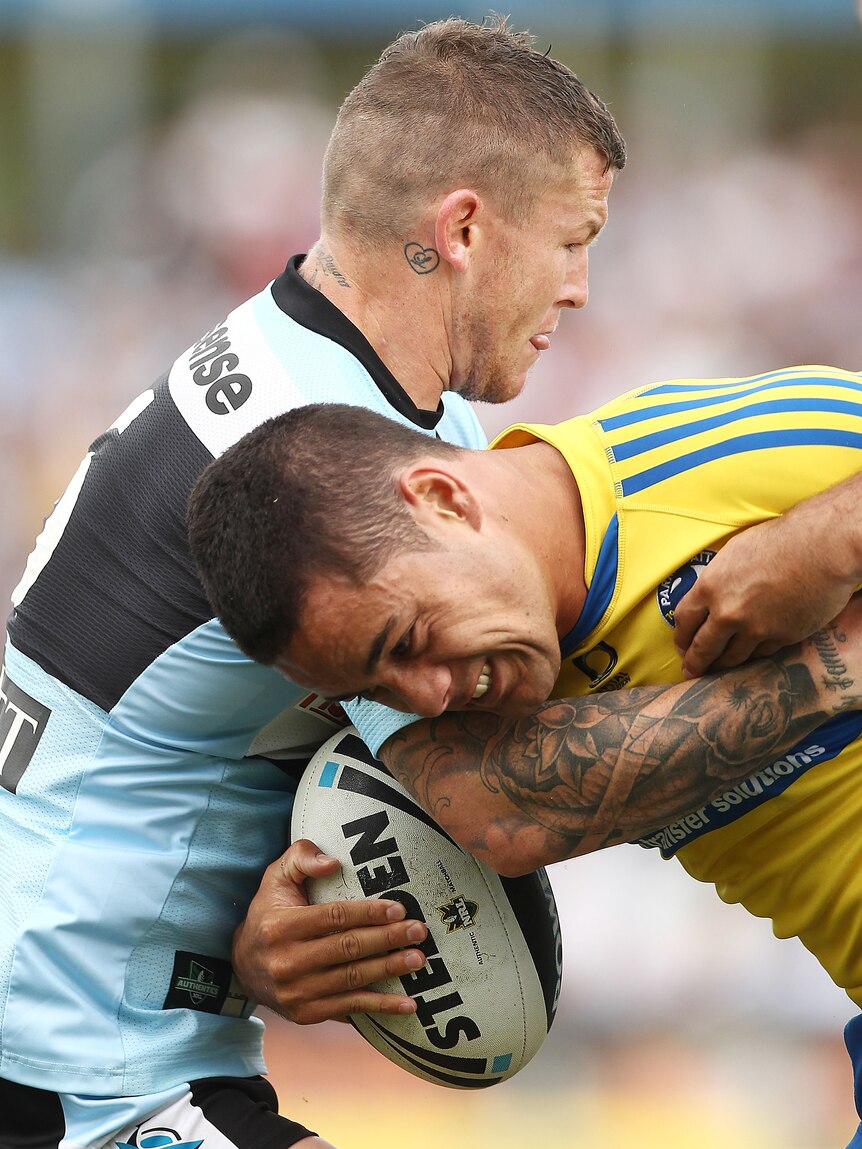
[{"xmin": 1, "ymin": 3, "xmax": 860, "ymax": 1146}]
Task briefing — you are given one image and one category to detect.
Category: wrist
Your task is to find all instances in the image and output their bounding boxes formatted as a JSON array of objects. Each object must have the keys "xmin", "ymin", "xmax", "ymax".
[
  {"xmin": 803, "ymin": 620, "xmax": 862, "ymax": 714},
  {"xmin": 802, "ymin": 478, "xmax": 862, "ymax": 589}
]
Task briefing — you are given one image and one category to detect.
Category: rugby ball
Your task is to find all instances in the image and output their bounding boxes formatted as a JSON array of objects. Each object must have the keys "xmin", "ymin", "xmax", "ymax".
[{"xmin": 291, "ymin": 728, "xmax": 562, "ymax": 1088}]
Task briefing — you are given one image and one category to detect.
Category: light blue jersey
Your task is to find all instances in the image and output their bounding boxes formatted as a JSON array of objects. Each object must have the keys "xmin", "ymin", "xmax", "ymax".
[{"xmin": 1, "ymin": 257, "xmax": 486, "ymax": 1105}]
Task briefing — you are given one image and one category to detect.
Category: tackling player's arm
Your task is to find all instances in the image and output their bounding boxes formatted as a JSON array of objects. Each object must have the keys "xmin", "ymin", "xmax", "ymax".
[
  {"xmin": 674, "ymin": 470, "xmax": 862, "ymax": 678},
  {"xmin": 378, "ymin": 601, "xmax": 862, "ymax": 876}
]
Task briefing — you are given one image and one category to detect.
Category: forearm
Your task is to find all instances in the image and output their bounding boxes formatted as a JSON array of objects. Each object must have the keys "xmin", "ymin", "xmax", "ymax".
[
  {"xmin": 675, "ymin": 469, "xmax": 862, "ymax": 676},
  {"xmin": 783, "ymin": 470, "xmax": 862, "ymax": 585},
  {"xmin": 379, "ymin": 614, "xmax": 862, "ymax": 875}
]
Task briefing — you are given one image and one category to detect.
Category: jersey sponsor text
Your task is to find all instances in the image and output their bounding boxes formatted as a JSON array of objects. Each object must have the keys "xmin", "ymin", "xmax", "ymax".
[
  {"xmin": 639, "ymin": 743, "xmax": 827, "ymax": 853},
  {"xmin": 0, "ymin": 665, "xmax": 50, "ymax": 792},
  {"xmin": 188, "ymin": 322, "xmax": 252, "ymax": 415}
]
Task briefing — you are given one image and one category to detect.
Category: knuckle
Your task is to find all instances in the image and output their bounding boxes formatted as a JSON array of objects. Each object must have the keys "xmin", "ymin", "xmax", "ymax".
[
  {"xmin": 688, "ymin": 635, "xmax": 713, "ymax": 659},
  {"xmin": 387, "ymin": 946, "xmax": 422, "ymax": 976},
  {"xmin": 338, "ymin": 931, "xmax": 363, "ymax": 962},
  {"xmin": 252, "ymin": 916, "xmax": 283, "ymax": 949},
  {"xmin": 267, "ymin": 954, "xmax": 298, "ymax": 986},
  {"xmin": 385, "ymin": 926, "xmax": 405, "ymax": 949},
  {"xmin": 709, "ymin": 601, "xmax": 741, "ymax": 627},
  {"xmin": 346, "ymin": 994, "xmax": 371, "ymax": 1016},
  {"xmin": 344, "ymin": 961, "xmax": 367, "ymax": 989},
  {"xmin": 325, "ymin": 901, "xmax": 349, "ymax": 931},
  {"xmin": 672, "ymin": 600, "xmax": 692, "ymax": 622},
  {"xmin": 385, "ymin": 953, "xmax": 408, "ymax": 977}
]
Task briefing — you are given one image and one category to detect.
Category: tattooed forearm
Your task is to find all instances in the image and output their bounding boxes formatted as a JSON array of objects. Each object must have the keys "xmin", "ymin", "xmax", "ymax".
[{"xmin": 379, "ymin": 617, "xmax": 862, "ymax": 875}]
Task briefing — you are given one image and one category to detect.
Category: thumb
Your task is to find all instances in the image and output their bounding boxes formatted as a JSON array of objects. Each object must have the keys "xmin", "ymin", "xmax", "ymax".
[{"xmin": 276, "ymin": 838, "xmax": 342, "ymax": 898}]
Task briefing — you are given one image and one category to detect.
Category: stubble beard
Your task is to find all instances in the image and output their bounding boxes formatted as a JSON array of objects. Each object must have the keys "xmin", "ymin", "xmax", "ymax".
[{"xmin": 451, "ymin": 327, "xmax": 528, "ymax": 406}]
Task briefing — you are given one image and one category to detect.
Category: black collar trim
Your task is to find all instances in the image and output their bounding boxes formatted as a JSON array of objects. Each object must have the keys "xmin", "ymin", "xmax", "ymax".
[{"xmin": 271, "ymin": 255, "xmax": 444, "ymax": 431}]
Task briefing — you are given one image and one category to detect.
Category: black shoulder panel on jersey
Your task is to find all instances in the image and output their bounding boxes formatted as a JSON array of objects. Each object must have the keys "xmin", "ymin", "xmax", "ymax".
[
  {"xmin": 271, "ymin": 256, "xmax": 444, "ymax": 431},
  {"xmin": 0, "ymin": 1078, "xmax": 67, "ymax": 1145},
  {"xmin": 8, "ymin": 377, "xmax": 214, "ymax": 712}
]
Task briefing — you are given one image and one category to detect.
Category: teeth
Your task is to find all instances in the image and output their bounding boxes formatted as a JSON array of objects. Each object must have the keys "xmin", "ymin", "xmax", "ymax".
[{"xmin": 472, "ymin": 663, "xmax": 491, "ymax": 700}]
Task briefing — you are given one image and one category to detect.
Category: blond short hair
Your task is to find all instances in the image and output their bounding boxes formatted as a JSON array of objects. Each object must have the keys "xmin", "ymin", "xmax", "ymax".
[{"xmin": 322, "ymin": 14, "xmax": 626, "ymax": 244}]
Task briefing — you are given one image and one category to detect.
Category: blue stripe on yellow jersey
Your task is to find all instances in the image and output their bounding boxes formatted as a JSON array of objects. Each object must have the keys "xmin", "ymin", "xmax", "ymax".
[
  {"xmin": 599, "ymin": 367, "xmax": 862, "ymax": 431},
  {"xmin": 491, "ymin": 364, "xmax": 862, "ymax": 1007},
  {"xmin": 560, "ymin": 514, "xmax": 619, "ymax": 653},
  {"xmin": 621, "ymin": 428, "xmax": 862, "ymax": 497},
  {"xmin": 608, "ymin": 398, "xmax": 862, "ymax": 461}
]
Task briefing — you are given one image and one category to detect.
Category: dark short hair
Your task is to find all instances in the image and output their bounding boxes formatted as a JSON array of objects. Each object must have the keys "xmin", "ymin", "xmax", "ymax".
[{"xmin": 187, "ymin": 404, "xmax": 461, "ymax": 665}]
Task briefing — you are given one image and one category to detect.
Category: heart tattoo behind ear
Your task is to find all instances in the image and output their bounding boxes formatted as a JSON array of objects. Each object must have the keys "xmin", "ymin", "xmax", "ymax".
[{"xmin": 404, "ymin": 242, "xmax": 441, "ymax": 274}]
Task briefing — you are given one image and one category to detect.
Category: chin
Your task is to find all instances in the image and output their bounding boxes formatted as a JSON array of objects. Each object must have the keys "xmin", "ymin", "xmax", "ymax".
[
  {"xmin": 460, "ymin": 361, "xmax": 528, "ymax": 405},
  {"xmin": 489, "ymin": 374, "xmax": 530, "ymax": 406}
]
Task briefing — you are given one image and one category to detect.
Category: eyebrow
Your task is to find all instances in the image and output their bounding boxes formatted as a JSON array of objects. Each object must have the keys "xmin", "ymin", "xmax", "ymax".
[
  {"xmin": 316, "ymin": 618, "xmax": 397, "ymax": 704},
  {"xmin": 366, "ymin": 617, "xmax": 395, "ymax": 675}
]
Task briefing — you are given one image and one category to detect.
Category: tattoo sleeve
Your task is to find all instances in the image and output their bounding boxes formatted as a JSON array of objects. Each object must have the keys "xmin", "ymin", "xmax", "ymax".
[{"xmin": 378, "ymin": 620, "xmax": 862, "ymax": 874}]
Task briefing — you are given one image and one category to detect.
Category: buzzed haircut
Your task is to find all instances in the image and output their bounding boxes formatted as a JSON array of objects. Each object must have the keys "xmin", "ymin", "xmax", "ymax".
[
  {"xmin": 322, "ymin": 13, "xmax": 627, "ymax": 244},
  {"xmin": 187, "ymin": 404, "xmax": 461, "ymax": 665}
]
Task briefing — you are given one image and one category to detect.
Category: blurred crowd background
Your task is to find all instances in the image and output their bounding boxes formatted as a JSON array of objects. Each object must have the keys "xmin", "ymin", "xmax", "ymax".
[{"xmin": 1, "ymin": 1, "xmax": 860, "ymax": 1145}]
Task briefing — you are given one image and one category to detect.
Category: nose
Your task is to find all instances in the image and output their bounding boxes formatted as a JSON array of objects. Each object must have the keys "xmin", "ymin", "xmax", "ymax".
[
  {"xmin": 380, "ymin": 663, "xmax": 453, "ymax": 718},
  {"xmin": 561, "ymin": 248, "xmax": 589, "ymax": 310}
]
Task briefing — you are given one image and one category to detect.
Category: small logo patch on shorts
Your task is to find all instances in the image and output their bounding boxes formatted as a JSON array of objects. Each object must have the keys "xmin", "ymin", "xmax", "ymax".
[{"xmin": 117, "ymin": 1128, "xmax": 203, "ymax": 1149}]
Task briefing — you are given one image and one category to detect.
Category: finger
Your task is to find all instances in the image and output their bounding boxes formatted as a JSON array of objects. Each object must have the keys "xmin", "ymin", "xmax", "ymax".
[
  {"xmin": 279, "ymin": 945, "xmax": 428, "ymax": 1024},
  {"xmin": 317, "ymin": 916, "xmax": 429, "ymax": 963},
  {"xmin": 280, "ymin": 838, "xmax": 343, "ymax": 885},
  {"xmin": 293, "ymin": 986, "xmax": 419, "ymax": 1025},
  {"xmin": 249, "ymin": 843, "xmax": 341, "ymax": 913},
  {"xmin": 320, "ymin": 939, "xmax": 428, "ymax": 992},
  {"xmin": 277, "ymin": 898, "xmax": 424, "ymax": 944},
  {"xmin": 263, "ymin": 840, "xmax": 409, "ymax": 922},
  {"xmin": 326, "ymin": 986, "xmax": 421, "ymax": 1018},
  {"xmin": 263, "ymin": 921, "xmax": 428, "ymax": 1001},
  {"xmin": 276, "ymin": 915, "xmax": 428, "ymax": 969},
  {"xmin": 672, "ymin": 599, "xmax": 710, "ymax": 655},
  {"xmin": 749, "ymin": 639, "xmax": 790, "ymax": 659},
  {"xmin": 705, "ymin": 632, "xmax": 762, "ymax": 672},
  {"xmin": 680, "ymin": 619, "xmax": 734, "ymax": 678}
]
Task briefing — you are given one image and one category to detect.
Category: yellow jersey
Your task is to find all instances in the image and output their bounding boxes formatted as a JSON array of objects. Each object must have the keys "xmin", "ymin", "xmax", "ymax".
[{"xmin": 492, "ymin": 364, "xmax": 862, "ymax": 1005}]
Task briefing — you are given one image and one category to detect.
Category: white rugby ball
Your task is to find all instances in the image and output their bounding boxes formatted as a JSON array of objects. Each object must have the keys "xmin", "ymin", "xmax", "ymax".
[{"xmin": 291, "ymin": 728, "xmax": 562, "ymax": 1088}]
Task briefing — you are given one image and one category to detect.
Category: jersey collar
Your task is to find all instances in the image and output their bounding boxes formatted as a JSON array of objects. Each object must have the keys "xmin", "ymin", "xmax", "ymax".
[{"xmin": 271, "ymin": 255, "xmax": 445, "ymax": 431}]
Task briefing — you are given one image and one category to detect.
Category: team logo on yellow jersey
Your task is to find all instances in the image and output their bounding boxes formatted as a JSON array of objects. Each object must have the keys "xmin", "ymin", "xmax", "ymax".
[{"xmin": 656, "ymin": 550, "xmax": 716, "ymax": 627}]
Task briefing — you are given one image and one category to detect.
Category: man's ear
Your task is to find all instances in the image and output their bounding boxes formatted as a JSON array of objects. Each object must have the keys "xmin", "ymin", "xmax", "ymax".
[
  {"xmin": 397, "ymin": 463, "xmax": 482, "ymax": 530},
  {"xmin": 434, "ymin": 190, "xmax": 483, "ymax": 272}
]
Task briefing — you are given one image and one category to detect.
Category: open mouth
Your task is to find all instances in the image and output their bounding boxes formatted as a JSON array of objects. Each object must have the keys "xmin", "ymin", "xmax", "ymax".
[{"xmin": 472, "ymin": 662, "xmax": 491, "ymax": 700}]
